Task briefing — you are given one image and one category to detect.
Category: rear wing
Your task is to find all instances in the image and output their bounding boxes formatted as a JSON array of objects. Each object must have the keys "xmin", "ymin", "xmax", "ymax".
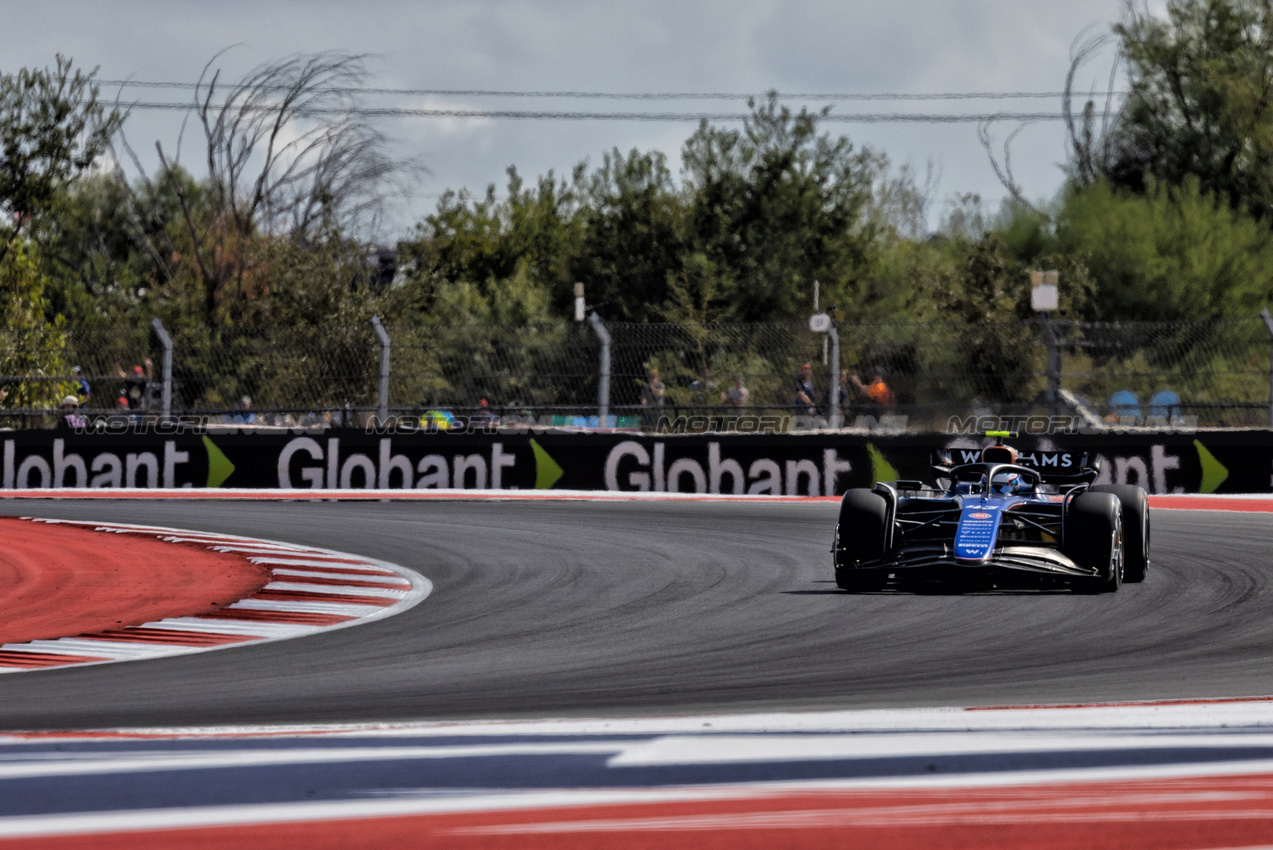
[{"xmin": 932, "ymin": 447, "xmax": 1101, "ymax": 486}]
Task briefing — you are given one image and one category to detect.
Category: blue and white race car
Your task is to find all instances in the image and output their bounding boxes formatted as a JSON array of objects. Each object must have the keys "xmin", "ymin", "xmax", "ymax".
[{"xmin": 832, "ymin": 433, "xmax": 1150, "ymax": 593}]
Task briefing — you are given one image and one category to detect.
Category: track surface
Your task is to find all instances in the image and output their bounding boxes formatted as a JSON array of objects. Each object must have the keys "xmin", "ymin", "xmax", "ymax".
[{"xmin": 0, "ymin": 500, "xmax": 1269, "ymax": 729}]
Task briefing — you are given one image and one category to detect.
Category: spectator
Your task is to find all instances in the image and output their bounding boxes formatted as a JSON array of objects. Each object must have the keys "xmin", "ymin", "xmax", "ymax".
[
  {"xmin": 688, "ymin": 371, "xmax": 716, "ymax": 405},
  {"xmin": 851, "ymin": 366, "xmax": 895, "ymax": 408},
  {"xmin": 640, "ymin": 368, "xmax": 666, "ymax": 427},
  {"xmin": 71, "ymin": 366, "xmax": 90, "ymax": 405},
  {"xmin": 794, "ymin": 362, "xmax": 819, "ymax": 416},
  {"xmin": 301, "ymin": 403, "xmax": 332, "ymax": 428},
  {"xmin": 474, "ymin": 398, "xmax": 499, "ymax": 426},
  {"xmin": 115, "ymin": 358, "xmax": 152, "ymax": 411},
  {"xmin": 57, "ymin": 395, "xmax": 86, "ymax": 430},
  {"xmin": 794, "ymin": 362, "xmax": 828, "ymax": 429},
  {"xmin": 330, "ymin": 401, "xmax": 355, "ymax": 428},
  {"xmin": 722, "ymin": 375, "xmax": 749, "ymax": 407},
  {"xmin": 265, "ymin": 411, "xmax": 299, "ymax": 427},
  {"xmin": 227, "ymin": 395, "xmax": 256, "ymax": 425}
]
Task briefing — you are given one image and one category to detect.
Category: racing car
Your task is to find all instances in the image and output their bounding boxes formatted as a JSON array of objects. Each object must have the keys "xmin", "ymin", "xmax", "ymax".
[{"xmin": 832, "ymin": 433, "xmax": 1150, "ymax": 593}]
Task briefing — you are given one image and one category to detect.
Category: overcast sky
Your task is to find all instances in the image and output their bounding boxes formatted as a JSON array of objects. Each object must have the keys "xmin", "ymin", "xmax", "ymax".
[{"xmin": 5, "ymin": 1, "xmax": 1151, "ymax": 239}]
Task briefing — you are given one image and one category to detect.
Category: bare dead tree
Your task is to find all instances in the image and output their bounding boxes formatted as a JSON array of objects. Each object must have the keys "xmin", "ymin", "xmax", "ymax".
[
  {"xmin": 977, "ymin": 118, "xmax": 1039, "ymax": 213},
  {"xmin": 871, "ymin": 158, "xmax": 942, "ymax": 239},
  {"xmin": 978, "ymin": 23, "xmax": 1124, "ymax": 214},
  {"xmin": 112, "ymin": 51, "xmax": 418, "ymax": 323},
  {"xmin": 1063, "ymin": 26, "xmax": 1123, "ymax": 187}
]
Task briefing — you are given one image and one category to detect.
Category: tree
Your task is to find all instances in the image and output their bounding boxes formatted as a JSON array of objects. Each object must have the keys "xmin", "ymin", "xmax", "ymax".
[
  {"xmin": 933, "ymin": 233, "xmax": 1038, "ymax": 403},
  {"xmin": 0, "ymin": 236, "xmax": 68, "ymax": 409},
  {"xmin": 680, "ymin": 94, "xmax": 881, "ymax": 322},
  {"xmin": 1105, "ymin": 0, "xmax": 1273, "ymax": 219},
  {"xmin": 869, "ymin": 160, "xmax": 939, "ymax": 241},
  {"xmin": 397, "ymin": 166, "xmax": 581, "ymax": 320},
  {"xmin": 39, "ymin": 170, "xmax": 191, "ymax": 325},
  {"xmin": 0, "ymin": 56, "xmax": 122, "ymax": 252},
  {"xmin": 1055, "ymin": 177, "xmax": 1273, "ymax": 319},
  {"xmin": 116, "ymin": 52, "xmax": 415, "ymax": 325},
  {"xmin": 572, "ymin": 148, "xmax": 684, "ymax": 322}
]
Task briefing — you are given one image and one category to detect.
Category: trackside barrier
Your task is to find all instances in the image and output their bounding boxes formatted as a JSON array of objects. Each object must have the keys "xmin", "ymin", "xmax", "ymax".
[
  {"xmin": 1, "ymin": 490, "xmax": 1270, "ymax": 515},
  {"xmin": 1, "ymin": 430, "xmax": 1272, "ymax": 496}
]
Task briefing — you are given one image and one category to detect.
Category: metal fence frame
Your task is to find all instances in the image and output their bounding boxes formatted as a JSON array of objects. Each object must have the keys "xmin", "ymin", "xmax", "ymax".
[{"xmin": 4, "ymin": 312, "xmax": 1273, "ymax": 431}]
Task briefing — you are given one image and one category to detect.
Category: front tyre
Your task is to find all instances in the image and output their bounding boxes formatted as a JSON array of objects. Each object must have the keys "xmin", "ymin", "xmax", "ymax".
[
  {"xmin": 1088, "ymin": 484, "xmax": 1149, "ymax": 582},
  {"xmin": 833, "ymin": 489, "xmax": 889, "ymax": 592},
  {"xmin": 1064, "ymin": 492, "xmax": 1123, "ymax": 594}
]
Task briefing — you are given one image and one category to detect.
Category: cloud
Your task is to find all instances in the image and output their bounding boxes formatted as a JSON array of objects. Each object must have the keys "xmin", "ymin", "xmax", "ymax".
[{"xmin": 2, "ymin": 0, "xmax": 1132, "ymax": 234}]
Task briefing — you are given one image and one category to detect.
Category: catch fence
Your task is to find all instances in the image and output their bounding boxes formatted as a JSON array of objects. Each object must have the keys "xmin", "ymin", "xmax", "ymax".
[{"xmin": 2, "ymin": 316, "xmax": 1270, "ymax": 431}]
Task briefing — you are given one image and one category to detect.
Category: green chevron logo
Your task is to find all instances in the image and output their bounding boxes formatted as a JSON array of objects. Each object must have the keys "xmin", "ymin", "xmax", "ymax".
[
  {"xmin": 1194, "ymin": 439, "xmax": 1229, "ymax": 494},
  {"xmin": 202, "ymin": 436, "xmax": 236, "ymax": 488},
  {"xmin": 867, "ymin": 443, "xmax": 899, "ymax": 485},
  {"xmin": 530, "ymin": 439, "xmax": 563, "ymax": 489}
]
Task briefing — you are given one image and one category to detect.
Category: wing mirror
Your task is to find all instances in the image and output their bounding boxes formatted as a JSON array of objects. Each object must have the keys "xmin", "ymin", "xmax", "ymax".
[{"xmin": 1085, "ymin": 453, "xmax": 1102, "ymax": 476}]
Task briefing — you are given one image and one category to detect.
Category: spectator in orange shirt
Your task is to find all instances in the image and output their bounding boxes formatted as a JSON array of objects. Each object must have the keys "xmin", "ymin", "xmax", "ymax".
[{"xmin": 851, "ymin": 366, "xmax": 895, "ymax": 408}]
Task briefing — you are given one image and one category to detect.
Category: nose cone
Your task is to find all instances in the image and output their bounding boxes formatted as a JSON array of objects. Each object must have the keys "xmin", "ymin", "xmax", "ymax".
[{"xmin": 954, "ymin": 505, "xmax": 1002, "ymax": 563}]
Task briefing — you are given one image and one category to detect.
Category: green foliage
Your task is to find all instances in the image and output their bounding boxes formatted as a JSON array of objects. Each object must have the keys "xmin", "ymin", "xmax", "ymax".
[
  {"xmin": 868, "ymin": 161, "xmax": 937, "ymax": 241},
  {"xmin": 389, "ymin": 259, "xmax": 573, "ymax": 410},
  {"xmin": 0, "ymin": 237, "xmax": 68, "ymax": 408},
  {"xmin": 680, "ymin": 94, "xmax": 881, "ymax": 322},
  {"xmin": 398, "ymin": 96, "xmax": 883, "ymax": 327},
  {"xmin": 0, "ymin": 56, "xmax": 121, "ymax": 247},
  {"xmin": 573, "ymin": 148, "xmax": 684, "ymax": 322},
  {"xmin": 852, "ymin": 237, "xmax": 939, "ymax": 321},
  {"xmin": 932, "ymin": 233, "xmax": 1039, "ymax": 402},
  {"xmin": 1055, "ymin": 178, "xmax": 1273, "ymax": 319},
  {"xmin": 1108, "ymin": 0, "xmax": 1273, "ymax": 219},
  {"xmin": 398, "ymin": 167, "xmax": 582, "ymax": 318},
  {"xmin": 41, "ymin": 172, "xmax": 176, "ymax": 324},
  {"xmin": 423, "ymin": 261, "xmax": 556, "ymax": 326},
  {"xmin": 0, "ymin": 49, "xmax": 1267, "ymax": 425},
  {"xmin": 241, "ymin": 226, "xmax": 389, "ymax": 328}
]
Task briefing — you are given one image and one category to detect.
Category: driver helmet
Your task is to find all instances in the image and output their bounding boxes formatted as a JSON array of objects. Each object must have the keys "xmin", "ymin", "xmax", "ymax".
[
  {"xmin": 981, "ymin": 444, "xmax": 1018, "ymax": 464},
  {"xmin": 991, "ymin": 470, "xmax": 1023, "ymax": 494}
]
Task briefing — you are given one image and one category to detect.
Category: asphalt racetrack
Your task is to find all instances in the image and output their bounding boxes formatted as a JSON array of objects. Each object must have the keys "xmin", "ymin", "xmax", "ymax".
[{"xmin": 0, "ymin": 499, "xmax": 1269, "ymax": 729}]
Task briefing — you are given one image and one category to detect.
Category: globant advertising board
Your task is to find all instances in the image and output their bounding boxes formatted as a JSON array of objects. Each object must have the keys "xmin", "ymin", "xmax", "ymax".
[{"xmin": 0, "ymin": 427, "xmax": 1266, "ymax": 495}]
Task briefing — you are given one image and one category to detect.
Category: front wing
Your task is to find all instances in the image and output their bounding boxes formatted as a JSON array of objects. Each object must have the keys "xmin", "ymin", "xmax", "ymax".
[{"xmin": 851, "ymin": 542, "xmax": 1099, "ymax": 579}]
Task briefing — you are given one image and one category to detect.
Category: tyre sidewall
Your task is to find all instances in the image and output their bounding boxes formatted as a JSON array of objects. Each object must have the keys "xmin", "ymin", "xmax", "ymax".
[
  {"xmin": 1089, "ymin": 484, "xmax": 1149, "ymax": 582},
  {"xmin": 834, "ymin": 489, "xmax": 889, "ymax": 591},
  {"xmin": 1065, "ymin": 492, "xmax": 1123, "ymax": 592}
]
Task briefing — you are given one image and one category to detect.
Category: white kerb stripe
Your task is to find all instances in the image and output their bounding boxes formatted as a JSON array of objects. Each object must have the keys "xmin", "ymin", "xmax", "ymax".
[
  {"xmin": 270, "ymin": 568, "xmax": 411, "ymax": 584},
  {"xmin": 229, "ymin": 599, "xmax": 391, "ymax": 616}
]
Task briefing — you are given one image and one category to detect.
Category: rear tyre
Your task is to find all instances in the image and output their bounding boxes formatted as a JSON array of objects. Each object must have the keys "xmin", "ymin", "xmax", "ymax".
[
  {"xmin": 1064, "ymin": 492, "xmax": 1123, "ymax": 594},
  {"xmin": 834, "ymin": 489, "xmax": 890, "ymax": 592},
  {"xmin": 1089, "ymin": 484, "xmax": 1149, "ymax": 582}
]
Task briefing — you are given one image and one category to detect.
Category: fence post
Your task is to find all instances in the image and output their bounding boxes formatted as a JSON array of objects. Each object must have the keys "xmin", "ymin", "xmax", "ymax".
[
  {"xmin": 1040, "ymin": 315, "xmax": 1061, "ymax": 415},
  {"xmin": 1262, "ymin": 308, "xmax": 1273, "ymax": 428},
  {"xmin": 150, "ymin": 318, "xmax": 172, "ymax": 420},
  {"xmin": 827, "ymin": 321, "xmax": 841, "ymax": 429},
  {"xmin": 371, "ymin": 315, "xmax": 390, "ymax": 424},
  {"xmin": 587, "ymin": 312, "xmax": 611, "ymax": 427}
]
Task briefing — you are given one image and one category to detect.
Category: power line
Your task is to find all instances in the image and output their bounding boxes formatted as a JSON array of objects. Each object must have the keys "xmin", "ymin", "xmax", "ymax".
[
  {"xmin": 121, "ymin": 101, "xmax": 1064, "ymax": 123},
  {"xmin": 99, "ymin": 80, "xmax": 1092, "ymax": 102}
]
